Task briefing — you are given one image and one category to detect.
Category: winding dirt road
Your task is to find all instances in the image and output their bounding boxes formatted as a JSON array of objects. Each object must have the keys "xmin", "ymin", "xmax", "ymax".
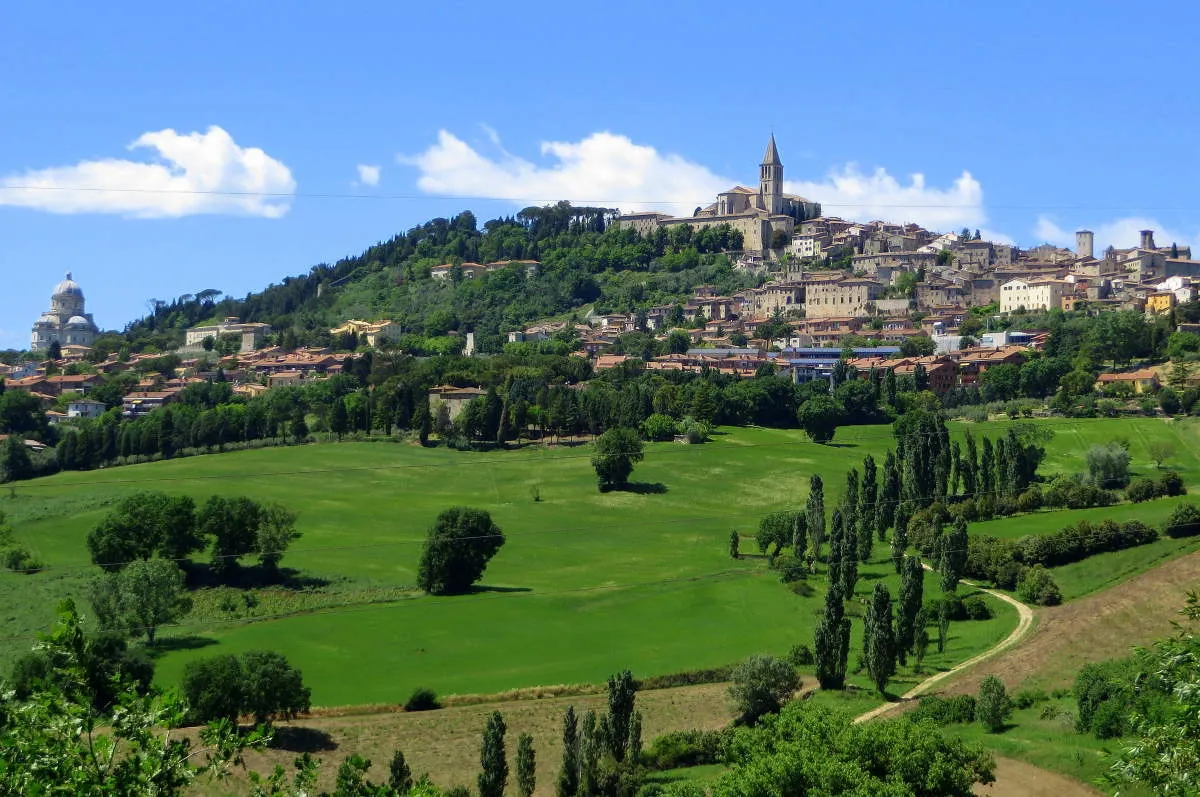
[{"xmin": 854, "ymin": 574, "xmax": 1035, "ymax": 724}]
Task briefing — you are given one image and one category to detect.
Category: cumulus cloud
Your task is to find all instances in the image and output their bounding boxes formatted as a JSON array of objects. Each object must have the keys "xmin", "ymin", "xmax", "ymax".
[
  {"xmin": 786, "ymin": 166, "xmax": 987, "ymax": 232},
  {"xmin": 1035, "ymin": 214, "xmax": 1197, "ymax": 253},
  {"xmin": 403, "ymin": 129, "xmax": 993, "ymax": 234},
  {"xmin": 0, "ymin": 126, "xmax": 295, "ymax": 218},
  {"xmin": 402, "ymin": 129, "xmax": 730, "ymax": 215},
  {"xmin": 355, "ymin": 164, "xmax": 381, "ymax": 187}
]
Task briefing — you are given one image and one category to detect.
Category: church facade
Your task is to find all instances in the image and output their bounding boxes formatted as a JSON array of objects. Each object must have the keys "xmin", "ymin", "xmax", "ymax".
[
  {"xmin": 31, "ymin": 273, "xmax": 99, "ymax": 352},
  {"xmin": 617, "ymin": 136, "xmax": 820, "ymax": 255}
]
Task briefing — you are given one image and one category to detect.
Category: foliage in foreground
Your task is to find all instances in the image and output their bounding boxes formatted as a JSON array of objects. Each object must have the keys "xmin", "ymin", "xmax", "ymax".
[{"xmin": 712, "ymin": 702, "xmax": 994, "ymax": 797}]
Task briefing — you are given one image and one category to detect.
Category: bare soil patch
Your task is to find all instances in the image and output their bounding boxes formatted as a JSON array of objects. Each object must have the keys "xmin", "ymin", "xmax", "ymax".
[{"xmin": 974, "ymin": 756, "xmax": 1103, "ymax": 797}]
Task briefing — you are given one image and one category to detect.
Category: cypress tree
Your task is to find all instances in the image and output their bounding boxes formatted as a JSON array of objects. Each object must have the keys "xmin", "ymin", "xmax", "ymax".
[
  {"xmin": 389, "ymin": 750, "xmax": 413, "ymax": 795},
  {"xmin": 856, "ymin": 508, "xmax": 873, "ymax": 563},
  {"xmin": 993, "ymin": 436, "xmax": 1009, "ymax": 496},
  {"xmin": 937, "ymin": 601, "xmax": 950, "ymax": 653},
  {"xmin": 941, "ymin": 517, "xmax": 968, "ymax": 594},
  {"xmin": 896, "ymin": 555, "xmax": 925, "ymax": 666},
  {"xmin": 884, "ymin": 367, "xmax": 898, "ymax": 407},
  {"xmin": 879, "ymin": 450, "xmax": 900, "ymax": 536},
  {"xmin": 844, "ymin": 468, "xmax": 860, "ymax": 519},
  {"xmin": 863, "ymin": 583, "xmax": 896, "ymax": 694},
  {"xmin": 806, "ymin": 475, "xmax": 826, "ymax": 558},
  {"xmin": 913, "ymin": 608, "xmax": 931, "ymax": 671},
  {"xmin": 840, "ymin": 513, "xmax": 859, "ymax": 597},
  {"xmin": 814, "ymin": 584, "xmax": 851, "ymax": 690},
  {"xmin": 861, "ymin": 455, "xmax": 878, "ymax": 519},
  {"xmin": 827, "ymin": 507, "xmax": 844, "ymax": 588},
  {"xmin": 891, "ymin": 512, "xmax": 908, "ymax": 575},
  {"xmin": 516, "ymin": 734, "xmax": 536, "ymax": 797},
  {"xmin": 949, "ymin": 439, "xmax": 962, "ymax": 496},
  {"xmin": 792, "ymin": 512, "xmax": 808, "ymax": 566},
  {"xmin": 478, "ymin": 711, "xmax": 508, "ymax": 797},
  {"xmin": 556, "ymin": 706, "xmax": 579, "ymax": 797}
]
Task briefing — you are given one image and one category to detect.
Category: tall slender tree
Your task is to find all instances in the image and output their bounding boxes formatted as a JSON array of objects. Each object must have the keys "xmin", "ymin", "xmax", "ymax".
[
  {"xmin": 556, "ymin": 706, "xmax": 579, "ymax": 797},
  {"xmin": 516, "ymin": 734, "xmax": 536, "ymax": 797},
  {"xmin": 941, "ymin": 517, "xmax": 969, "ymax": 594},
  {"xmin": 806, "ymin": 475, "xmax": 826, "ymax": 559},
  {"xmin": 980, "ymin": 437, "xmax": 995, "ymax": 497},
  {"xmin": 814, "ymin": 584, "xmax": 851, "ymax": 690},
  {"xmin": 478, "ymin": 711, "xmax": 508, "ymax": 797},
  {"xmin": 861, "ymin": 455, "xmax": 878, "ymax": 519},
  {"xmin": 891, "ymin": 513, "xmax": 908, "ymax": 575},
  {"xmin": 863, "ymin": 583, "xmax": 897, "ymax": 694},
  {"xmin": 879, "ymin": 450, "xmax": 900, "ymax": 537},
  {"xmin": 605, "ymin": 670, "xmax": 636, "ymax": 762},
  {"xmin": 841, "ymin": 514, "xmax": 859, "ymax": 597},
  {"xmin": 962, "ymin": 431, "xmax": 979, "ymax": 497},
  {"xmin": 827, "ymin": 507, "xmax": 843, "ymax": 588},
  {"xmin": 896, "ymin": 555, "xmax": 925, "ymax": 666}
]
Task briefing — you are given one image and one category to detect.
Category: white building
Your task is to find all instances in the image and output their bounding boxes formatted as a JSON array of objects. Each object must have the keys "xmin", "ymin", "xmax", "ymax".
[
  {"xmin": 67, "ymin": 398, "xmax": 107, "ymax": 419},
  {"xmin": 999, "ymin": 278, "xmax": 1066, "ymax": 314},
  {"xmin": 183, "ymin": 317, "xmax": 271, "ymax": 353},
  {"xmin": 31, "ymin": 273, "xmax": 99, "ymax": 352}
]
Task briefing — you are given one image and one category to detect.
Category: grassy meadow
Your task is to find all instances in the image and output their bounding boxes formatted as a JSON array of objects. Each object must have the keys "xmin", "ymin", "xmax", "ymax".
[{"xmin": 1, "ymin": 416, "xmax": 1198, "ymax": 706}]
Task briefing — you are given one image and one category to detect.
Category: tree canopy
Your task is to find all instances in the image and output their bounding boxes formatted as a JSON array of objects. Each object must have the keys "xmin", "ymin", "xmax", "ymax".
[{"xmin": 417, "ymin": 507, "xmax": 506, "ymax": 595}]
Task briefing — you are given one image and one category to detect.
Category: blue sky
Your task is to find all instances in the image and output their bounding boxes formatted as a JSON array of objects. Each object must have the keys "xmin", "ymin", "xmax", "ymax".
[{"xmin": 2, "ymin": 1, "xmax": 1198, "ymax": 349}]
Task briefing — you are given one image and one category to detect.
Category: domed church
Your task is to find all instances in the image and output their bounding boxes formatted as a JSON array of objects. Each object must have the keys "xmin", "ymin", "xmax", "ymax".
[{"xmin": 31, "ymin": 273, "xmax": 99, "ymax": 352}]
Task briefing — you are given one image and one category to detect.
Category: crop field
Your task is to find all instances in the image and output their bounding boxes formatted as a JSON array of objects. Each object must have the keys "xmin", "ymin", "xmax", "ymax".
[{"xmin": 1, "ymin": 416, "xmax": 1197, "ymax": 706}]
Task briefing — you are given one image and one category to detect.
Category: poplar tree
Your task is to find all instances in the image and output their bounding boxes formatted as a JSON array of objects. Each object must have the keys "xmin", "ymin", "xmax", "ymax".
[
  {"xmin": 856, "ymin": 507, "xmax": 873, "ymax": 563},
  {"xmin": 827, "ymin": 507, "xmax": 843, "ymax": 588},
  {"xmin": 814, "ymin": 584, "xmax": 851, "ymax": 690},
  {"xmin": 861, "ymin": 455, "xmax": 878, "ymax": 520},
  {"xmin": 949, "ymin": 439, "xmax": 962, "ymax": 496},
  {"xmin": 840, "ymin": 514, "xmax": 859, "ymax": 597},
  {"xmin": 980, "ymin": 437, "xmax": 995, "ymax": 497},
  {"xmin": 863, "ymin": 583, "xmax": 896, "ymax": 694},
  {"xmin": 516, "ymin": 734, "xmax": 536, "ymax": 797},
  {"xmin": 993, "ymin": 436, "xmax": 1009, "ymax": 496},
  {"xmin": 941, "ymin": 517, "xmax": 968, "ymax": 594},
  {"xmin": 913, "ymin": 608, "xmax": 931, "ymax": 671},
  {"xmin": 806, "ymin": 475, "xmax": 826, "ymax": 558},
  {"xmin": 605, "ymin": 670, "xmax": 636, "ymax": 762},
  {"xmin": 478, "ymin": 711, "xmax": 508, "ymax": 797},
  {"xmin": 879, "ymin": 450, "xmax": 900, "ymax": 536},
  {"xmin": 891, "ymin": 513, "xmax": 908, "ymax": 574},
  {"xmin": 962, "ymin": 431, "xmax": 978, "ymax": 497},
  {"xmin": 578, "ymin": 710, "xmax": 599, "ymax": 797},
  {"xmin": 844, "ymin": 468, "xmax": 860, "ymax": 519},
  {"xmin": 896, "ymin": 555, "xmax": 925, "ymax": 665},
  {"xmin": 556, "ymin": 706, "xmax": 579, "ymax": 797}
]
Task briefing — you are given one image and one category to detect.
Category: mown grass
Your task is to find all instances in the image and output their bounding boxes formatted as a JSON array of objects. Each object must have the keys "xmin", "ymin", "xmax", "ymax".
[{"xmin": 1, "ymin": 418, "xmax": 1196, "ymax": 704}]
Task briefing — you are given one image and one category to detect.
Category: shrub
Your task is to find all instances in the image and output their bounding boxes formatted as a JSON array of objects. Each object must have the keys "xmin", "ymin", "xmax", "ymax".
[
  {"xmin": 1017, "ymin": 565, "xmax": 1062, "ymax": 606},
  {"xmin": 926, "ymin": 592, "xmax": 966, "ymax": 621},
  {"xmin": 1126, "ymin": 478, "xmax": 1161, "ymax": 503},
  {"xmin": 1012, "ymin": 688, "xmax": 1048, "ymax": 710},
  {"xmin": 728, "ymin": 654, "xmax": 800, "ymax": 725},
  {"xmin": 404, "ymin": 687, "xmax": 440, "ymax": 711},
  {"xmin": 963, "ymin": 596, "xmax": 992, "ymax": 620},
  {"xmin": 976, "ymin": 676, "xmax": 1012, "ymax": 733},
  {"xmin": 775, "ymin": 554, "xmax": 807, "ymax": 584},
  {"xmin": 787, "ymin": 643, "xmax": 815, "ymax": 666},
  {"xmin": 640, "ymin": 413, "xmax": 677, "ymax": 442},
  {"xmin": 1164, "ymin": 503, "xmax": 1200, "ymax": 538},
  {"xmin": 1160, "ymin": 470, "xmax": 1186, "ymax": 497},
  {"xmin": 641, "ymin": 729, "xmax": 727, "ymax": 770},
  {"xmin": 1, "ymin": 546, "xmax": 43, "ymax": 573},
  {"xmin": 1015, "ymin": 486, "xmax": 1043, "ymax": 513}
]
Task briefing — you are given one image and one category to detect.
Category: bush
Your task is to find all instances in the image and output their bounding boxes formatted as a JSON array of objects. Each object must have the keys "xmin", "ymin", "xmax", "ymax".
[
  {"xmin": 1012, "ymin": 689, "xmax": 1048, "ymax": 710},
  {"xmin": 641, "ymin": 729, "xmax": 727, "ymax": 770},
  {"xmin": 182, "ymin": 650, "xmax": 310, "ymax": 725},
  {"xmin": 1164, "ymin": 503, "xmax": 1200, "ymax": 538},
  {"xmin": 728, "ymin": 654, "xmax": 800, "ymax": 724},
  {"xmin": 1, "ymin": 546, "xmax": 43, "ymax": 573},
  {"xmin": 1017, "ymin": 565, "xmax": 1062, "ymax": 606},
  {"xmin": 1126, "ymin": 478, "xmax": 1161, "ymax": 503},
  {"xmin": 963, "ymin": 596, "xmax": 992, "ymax": 620},
  {"xmin": 910, "ymin": 694, "xmax": 977, "ymax": 726},
  {"xmin": 1015, "ymin": 486, "xmax": 1043, "ymax": 513},
  {"xmin": 976, "ymin": 676, "xmax": 1012, "ymax": 733},
  {"xmin": 640, "ymin": 413, "xmax": 677, "ymax": 442},
  {"xmin": 775, "ymin": 554, "xmax": 807, "ymax": 584},
  {"xmin": 1160, "ymin": 471, "xmax": 1186, "ymax": 497},
  {"xmin": 787, "ymin": 643, "xmax": 815, "ymax": 666},
  {"xmin": 404, "ymin": 687, "xmax": 440, "ymax": 711},
  {"xmin": 926, "ymin": 592, "xmax": 966, "ymax": 621}
]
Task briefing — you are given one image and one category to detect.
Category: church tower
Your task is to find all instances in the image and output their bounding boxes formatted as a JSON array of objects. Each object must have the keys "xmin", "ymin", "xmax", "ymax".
[{"xmin": 760, "ymin": 134, "xmax": 783, "ymax": 215}]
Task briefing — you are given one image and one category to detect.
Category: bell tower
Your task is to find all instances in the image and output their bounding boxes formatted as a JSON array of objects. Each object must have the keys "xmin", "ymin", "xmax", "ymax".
[{"xmin": 759, "ymin": 134, "xmax": 783, "ymax": 214}]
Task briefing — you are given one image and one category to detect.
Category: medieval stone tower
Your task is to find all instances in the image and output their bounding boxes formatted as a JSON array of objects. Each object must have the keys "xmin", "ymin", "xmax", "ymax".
[{"xmin": 760, "ymin": 134, "xmax": 783, "ymax": 215}]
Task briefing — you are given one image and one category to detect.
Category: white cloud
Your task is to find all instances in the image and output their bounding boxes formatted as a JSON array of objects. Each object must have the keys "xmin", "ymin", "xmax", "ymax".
[
  {"xmin": 0, "ymin": 126, "xmax": 295, "ymax": 218},
  {"xmin": 1034, "ymin": 214, "xmax": 1197, "ymax": 253},
  {"xmin": 355, "ymin": 164, "xmax": 381, "ymax": 187},
  {"xmin": 403, "ymin": 129, "xmax": 994, "ymax": 235},
  {"xmin": 401, "ymin": 129, "xmax": 730, "ymax": 215},
  {"xmin": 786, "ymin": 166, "xmax": 987, "ymax": 232}
]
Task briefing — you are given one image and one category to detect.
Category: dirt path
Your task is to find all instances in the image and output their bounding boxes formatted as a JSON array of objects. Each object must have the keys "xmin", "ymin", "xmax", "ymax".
[
  {"xmin": 973, "ymin": 756, "xmax": 1104, "ymax": 797},
  {"xmin": 854, "ymin": 574, "xmax": 1035, "ymax": 724}
]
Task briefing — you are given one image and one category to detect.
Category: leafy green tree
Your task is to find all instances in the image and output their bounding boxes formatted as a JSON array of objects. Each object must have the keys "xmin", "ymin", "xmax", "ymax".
[
  {"xmin": 182, "ymin": 654, "xmax": 244, "ymax": 723},
  {"xmin": 1086, "ymin": 442, "xmax": 1132, "ymax": 488},
  {"xmin": 557, "ymin": 706, "xmax": 580, "ymax": 797},
  {"xmin": 197, "ymin": 495, "xmax": 264, "ymax": 575},
  {"xmin": 86, "ymin": 492, "xmax": 201, "ymax": 568},
  {"xmin": 591, "ymin": 427, "xmax": 645, "ymax": 491},
  {"xmin": 896, "ymin": 555, "xmax": 924, "ymax": 666},
  {"xmin": 729, "ymin": 529, "xmax": 740, "ymax": 559},
  {"xmin": 516, "ymin": 733, "xmax": 536, "ymax": 797},
  {"xmin": 728, "ymin": 654, "xmax": 799, "ymax": 725},
  {"xmin": 863, "ymin": 583, "xmax": 897, "ymax": 694},
  {"xmin": 330, "ymin": 396, "xmax": 350, "ymax": 440},
  {"xmin": 975, "ymin": 676, "xmax": 1012, "ymax": 733},
  {"xmin": 0, "ymin": 602, "xmax": 254, "ymax": 796},
  {"xmin": 796, "ymin": 395, "xmax": 845, "ymax": 444},
  {"xmin": 716, "ymin": 702, "xmax": 994, "ymax": 796},
  {"xmin": 0, "ymin": 434, "xmax": 33, "ymax": 483},
  {"xmin": 913, "ymin": 608, "xmax": 931, "ymax": 671},
  {"xmin": 1148, "ymin": 441, "xmax": 1175, "ymax": 469},
  {"xmin": 478, "ymin": 711, "xmax": 508, "ymax": 797},
  {"xmin": 417, "ymin": 507, "xmax": 506, "ymax": 595},
  {"xmin": 240, "ymin": 650, "xmax": 311, "ymax": 725},
  {"xmin": 255, "ymin": 502, "xmax": 300, "ymax": 576},
  {"xmin": 91, "ymin": 558, "xmax": 192, "ymax": 645},
  {"xmin": 814, "ymin": 585, "xmax": 850, "ymax": 690}
]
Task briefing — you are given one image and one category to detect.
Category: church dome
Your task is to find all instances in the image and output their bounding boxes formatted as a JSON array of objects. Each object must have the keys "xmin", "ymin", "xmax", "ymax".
[
  {"xmin": 67, "ymin": 315, "xmax": 91, "ymax": 327},
  {"xmin": 53, "ymin": 272, "xmax": 83, "ymax": 298}
]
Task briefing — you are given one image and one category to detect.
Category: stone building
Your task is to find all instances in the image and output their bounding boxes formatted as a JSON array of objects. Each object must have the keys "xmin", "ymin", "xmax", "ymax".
[
  {"xmin": 31, "ymin": 273, "xmax": 99, "ymax": 352},
  {"xmin": 183, "ymin": 317, "xmax": 271, "ymax": 353},
  {"xmin": 617, "ymin": 136, "xmax": 820, "ymax": 256},
  {"xmin": 804, "ymin": 276, "xmax": 882, "ymax": 319},
  {"xmin": 999, "ymin": 277, "xmax": 1067, "ymax": 314}
]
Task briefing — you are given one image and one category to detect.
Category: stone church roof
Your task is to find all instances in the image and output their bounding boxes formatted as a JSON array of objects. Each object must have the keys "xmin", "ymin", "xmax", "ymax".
[{"xmin": 762, "ymin": 134, "xmax": 781, "ymax": 165}]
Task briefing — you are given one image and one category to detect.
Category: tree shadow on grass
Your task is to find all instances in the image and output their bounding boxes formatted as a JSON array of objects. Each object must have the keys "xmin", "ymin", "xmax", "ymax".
[
  {"xmin": 269, "ymin": 725, "xmax": 338, "ymax": 752},
  {"xmin": 183, "ymin": 562, "xmax": 329, "ymax": 591},
  {"xmin": 619, "ymin": 481, "xmax": 668, "ymax": 494},
  {"xmin": 470, "ymin": 585, "xmax": 533, "ymax": 594},
  {"xmin": 144, "ymin": 635, "xmax": 217, "ymax": 659},
  {"xmin": 824, "ymin": 442, "xmax": 859, "ymax": 448},
  {"xmin": 858, "ymin": 571, "xmax": 888, "ymax": 582}
]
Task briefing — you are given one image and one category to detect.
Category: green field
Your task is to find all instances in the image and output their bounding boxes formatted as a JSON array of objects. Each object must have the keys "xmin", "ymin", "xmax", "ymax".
[{"xmin": 2, "ymin": 417, "xmax": 1197, "ymax": 706}]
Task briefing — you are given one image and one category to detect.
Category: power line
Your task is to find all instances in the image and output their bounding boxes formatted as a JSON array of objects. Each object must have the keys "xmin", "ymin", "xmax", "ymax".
[{"xmin": 1, "ymin": 183, "xmax": 1198, "ymax": 213}]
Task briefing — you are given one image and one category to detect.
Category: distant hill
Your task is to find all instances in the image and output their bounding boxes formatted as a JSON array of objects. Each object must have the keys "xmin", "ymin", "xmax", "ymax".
[{"xmin": 115, "ymin": 202, "xmax": 754, "ymax": 355}]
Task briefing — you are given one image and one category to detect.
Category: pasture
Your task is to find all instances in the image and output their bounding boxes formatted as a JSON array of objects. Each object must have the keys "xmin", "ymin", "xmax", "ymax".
[{"xmin": 1, "ymin": 416, "xmax": 1197, "ymax": 706}]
